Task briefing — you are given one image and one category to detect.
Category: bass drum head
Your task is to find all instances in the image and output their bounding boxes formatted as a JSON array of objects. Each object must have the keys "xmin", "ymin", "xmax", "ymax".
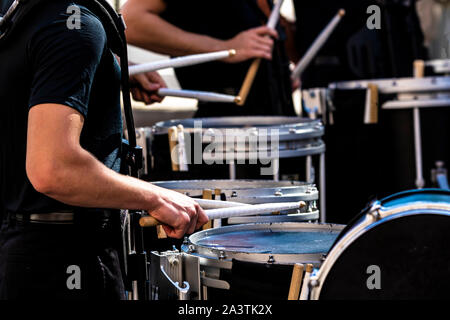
[{"xmin": 317, "ymin": 189, "xmax": 450, "ymax": 300}]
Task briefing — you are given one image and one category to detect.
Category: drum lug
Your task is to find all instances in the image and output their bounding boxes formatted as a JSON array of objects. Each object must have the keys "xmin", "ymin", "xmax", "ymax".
[
  {"xmin": 368, "ymin": 201, "xmax": 383, "ymax": 222},
  {"xmin": 267, "ymin": 255, "xmax": 275, "ymax": 264},
  {"xmin": 188, "ymin": 245, "xmax": 196, "ymax": 253},
  {"xmin": 219, "ymin": 251, "xmax": 227, "ymax": 260},
  {"xmin": 309, "ymin": 276, "xmax": 320, "ymax": 288}
]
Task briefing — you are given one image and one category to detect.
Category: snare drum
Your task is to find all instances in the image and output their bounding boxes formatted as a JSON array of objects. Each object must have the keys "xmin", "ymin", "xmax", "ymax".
[
  {"xmin": 139, "ymin": 116, "xmax": 325, "ymax": 181},
  {"xmin": 151, "ymin": 179, "xmax": 319, "ymax": 224},
  {"xmin": 310, "ymin": 189, "xmax": 450, "ymax": 299},
  {"xmin": 180, "ymin": 222, "xmax": 344, "ymax": 300}
]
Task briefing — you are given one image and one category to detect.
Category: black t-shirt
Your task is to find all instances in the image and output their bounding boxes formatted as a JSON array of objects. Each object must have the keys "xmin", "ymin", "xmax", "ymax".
[
  {"xmin": 0, "ymin": 0, "xmax": 122, "ymax": 215},
  {"xmin": 161, "ymin": 0, "xmax": 296, "ymax": 117}
]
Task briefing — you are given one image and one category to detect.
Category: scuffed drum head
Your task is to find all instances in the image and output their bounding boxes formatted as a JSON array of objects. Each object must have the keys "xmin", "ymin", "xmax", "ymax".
[{"xmin": 183, "ymin": 222, "xmax": 345, "ymax": 266}]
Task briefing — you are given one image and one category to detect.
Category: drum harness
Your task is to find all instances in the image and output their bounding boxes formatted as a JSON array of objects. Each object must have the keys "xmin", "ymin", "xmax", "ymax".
[{"xmin": 0, "ymin": 0, "xmax": 147, "ymax": 300}]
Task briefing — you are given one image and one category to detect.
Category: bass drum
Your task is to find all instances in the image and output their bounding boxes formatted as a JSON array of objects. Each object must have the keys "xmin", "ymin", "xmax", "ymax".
[{"xmin": 310, "ymin": 189, "xmax": 450, "ymax": 299}]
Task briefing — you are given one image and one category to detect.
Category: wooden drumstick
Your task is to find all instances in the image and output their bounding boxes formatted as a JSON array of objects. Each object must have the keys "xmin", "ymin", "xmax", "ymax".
[
  {"xmin": 176, "ymin": 124, "xmax": 189, "ymax": 172},
  {"xmin": 202, "ymin": 189, "xmax": 213, "ymax": 230},
  {"xmin": 139, "ymin": 201, "xmax": 306, "ymax": 227},
  {"xmin": 414, "ymin": 60, "xmax": 425, "ymax": 78},
  {"xmin": 236, "ymin": 0, "xmax": 285, "ymax": 106},
  {"xmin": 168, "ymin": 126, "xmax": 179, "ymax": 172},
  {"xmin": 288, "ymin": 263, "xmax": 304, "ymax": 300},
  {"xmin": 299, "ymin": 263, "xmax": 314, "ymax": 300},
  {"xmin": 364, "ymin": 83, "xmax": 379, "ymax": 124}
]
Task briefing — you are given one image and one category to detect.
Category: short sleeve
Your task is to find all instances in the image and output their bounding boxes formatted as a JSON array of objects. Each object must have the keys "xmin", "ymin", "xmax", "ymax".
[{"xmin": 27, "ymin": 8, "xmax": 107, "ymax": 118}]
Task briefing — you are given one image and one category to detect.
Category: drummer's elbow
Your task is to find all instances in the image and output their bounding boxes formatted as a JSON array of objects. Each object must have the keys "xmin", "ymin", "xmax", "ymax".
[{"xmin": 26, "ymin": 159, "xmax": 61, "ymax": 196}]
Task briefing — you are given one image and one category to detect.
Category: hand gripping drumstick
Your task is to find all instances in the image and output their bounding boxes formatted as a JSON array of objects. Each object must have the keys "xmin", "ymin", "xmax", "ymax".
[
  {"xmin": 129, "ymin": 50, "xmax": 236, "ymax": 76},
  {"xmin": 236, "ymin": 0, "xmax": 285, "ymax": 106},
  {"xmin": 291, "ymin": 9, "xmax": 345, "ymax": 79},
  {"xmin": 139, "ymin": 201, "xmax": 306, "ymax": 227}
]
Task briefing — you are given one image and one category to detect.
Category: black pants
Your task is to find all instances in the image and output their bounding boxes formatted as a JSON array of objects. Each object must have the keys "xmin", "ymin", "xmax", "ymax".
[{"xmin": 0, "ymin": 215, "xmax": 126, "ymax": 300}]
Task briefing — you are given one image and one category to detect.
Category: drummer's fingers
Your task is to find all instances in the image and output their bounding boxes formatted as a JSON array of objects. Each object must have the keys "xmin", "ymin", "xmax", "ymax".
[
  {"xmin": 196, "ymin": 206, "xmax": 209, "ymax": 229},
  {"xmin": 163, "ymin": 215, "xmax": 190, "ymax": 239},
  {"xmin": 162, "ymin": 225, "xmax": 183, "ymax": 239},
  {"xmin": 250, "ymin": 48, "xmax": 272, "ymax": 60},
  {"xmin": 255, "ymin": 36, "xmax": 274, "ymax": 48},
  {"xmin": 131, "ymin": 88, "xmax": 143, "ymax": 102},
  {"xmin": 187, "ymin": 215, "xmax": 198, "ymax": 234},
  {"xmin": 140, "ymin": 91, "xmax": 152, "ymax": 105},
  {"xmin": 253, "ymin": 26, "xmax": 278, "ymax": 39},
  {"xmin": 151, "ymin": 94, "xmax": 163, "ymax": 103},
  {"xmin": 251, "ymin": 42, "xmax": 272, "ymax": 53}
]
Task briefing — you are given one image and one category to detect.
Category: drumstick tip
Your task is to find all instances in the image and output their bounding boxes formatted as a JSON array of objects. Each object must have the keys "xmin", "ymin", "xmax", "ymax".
[
  {"xmin": 306, "ymin": 264, "xmax": 314, "ymax": 273},
  {"xmin": 229, "ymin": 49, "xmax": 237, "ymax": 57},
  {"xmin": 338, "ymin": 9, "xmax": 346, "ymax": 17},
  {"xmin": 299, "ymin": 201, "xmax": 307, "ymax": 209}
]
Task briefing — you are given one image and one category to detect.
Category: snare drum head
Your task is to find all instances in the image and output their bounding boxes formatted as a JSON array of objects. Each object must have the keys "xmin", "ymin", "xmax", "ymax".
[
  {"xmin": 314, "ymin": 189, "xmax": 450, "ymax": 300},
  {"xmin": 184, "ymin": 222, "xmax": 344, "ymax": 265}
]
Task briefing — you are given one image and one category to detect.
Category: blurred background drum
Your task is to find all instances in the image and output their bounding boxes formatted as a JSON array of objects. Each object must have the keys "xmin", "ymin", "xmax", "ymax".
[
  {"xmin": 144, "ymin": 116, "xmax": 324, "ymax": 180},
  {"xmin": 302, "ymin": 76, "xmax": 450, "ymax": 224}
]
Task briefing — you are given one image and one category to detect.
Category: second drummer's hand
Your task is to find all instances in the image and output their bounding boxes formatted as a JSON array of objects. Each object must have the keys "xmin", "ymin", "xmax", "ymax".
[
  {"xmin": 221, "ymin": 26, "xmax": 278, "ymax": 63},
  {"xmin": 129, "ymin": 69, "xmax": 167, "ymax": 105},
  {"xmin": 148, "ymin": 187, "xmax": 209, "ymax": 238}
]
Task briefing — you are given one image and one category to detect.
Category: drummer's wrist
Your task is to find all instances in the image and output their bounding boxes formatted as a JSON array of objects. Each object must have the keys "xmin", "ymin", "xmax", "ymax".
[
  {"xmin": 142, "ymin": 183, "xmax": 169, "ymax": 213},
  {"xmin": 211, "ymin": 39, "xmax": 233, "ymax": 55}
]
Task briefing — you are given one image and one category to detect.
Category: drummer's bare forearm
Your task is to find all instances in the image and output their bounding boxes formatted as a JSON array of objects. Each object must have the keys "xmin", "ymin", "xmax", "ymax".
[
  {"xmin": 26, "ymin": 104, "xmax": 166, "ymax": 212},
  {"xmin": 122, "ymin": 1, "xmax": 227, "ymax": 56}
]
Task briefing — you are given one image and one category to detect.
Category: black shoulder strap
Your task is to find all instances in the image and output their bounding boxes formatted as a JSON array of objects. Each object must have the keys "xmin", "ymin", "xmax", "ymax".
[{"xmin": 0, "ymin": 0, "xmax": 141, "ymax": 177}]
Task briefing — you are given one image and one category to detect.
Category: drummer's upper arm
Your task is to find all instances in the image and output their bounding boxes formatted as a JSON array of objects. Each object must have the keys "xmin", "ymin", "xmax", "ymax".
[
  {"xmin": 122, "ymin": 0, "xmax": 167, "ymax": 14},
  {"xmin": 26, "ymin": 104, "xmax": 84, "ymax": 193}
]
